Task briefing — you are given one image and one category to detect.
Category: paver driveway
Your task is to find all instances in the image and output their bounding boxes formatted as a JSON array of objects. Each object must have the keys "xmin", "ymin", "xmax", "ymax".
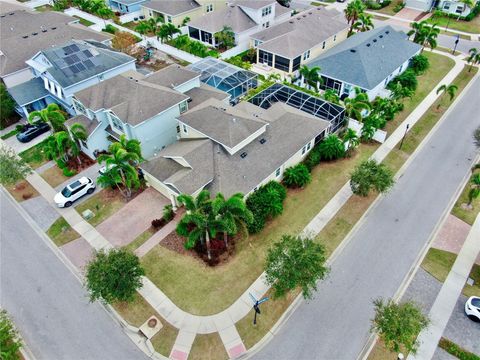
[{"xmin": 96, "ymin": 187, "xmax": 169, "ymax": 247}]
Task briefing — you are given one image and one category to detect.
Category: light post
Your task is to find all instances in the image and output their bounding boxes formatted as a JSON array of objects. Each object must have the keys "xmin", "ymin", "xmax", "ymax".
[
  {"xmin": 452, "ymin": 34, "xmax": 460, "ymax": 55},
  {"xmin": 249, "ymin": 293, "xmax": 269, "ymax": 325},
  {"xmin": 399, "ymin": 124, "xmax": 410, "ymax": 150}
]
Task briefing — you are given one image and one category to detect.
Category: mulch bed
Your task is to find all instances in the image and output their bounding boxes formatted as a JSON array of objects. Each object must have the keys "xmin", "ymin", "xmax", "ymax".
[
  {"xmin": 65, "ymin": 152, "xmax": 96, "ymax": 173},
  {"xmin": 160, "ymin": 229, "xmax": 241, "ymax": 267}
]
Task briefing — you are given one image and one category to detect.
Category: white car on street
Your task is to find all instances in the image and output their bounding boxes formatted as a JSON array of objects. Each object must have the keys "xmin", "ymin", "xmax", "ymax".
[
  {"xmin": 54, "ymin": 177, "xmax": 96, "ymax": 208},
  {"xmin": 465, "ymin": 296, "xmax": 480, "ymax": 322}
]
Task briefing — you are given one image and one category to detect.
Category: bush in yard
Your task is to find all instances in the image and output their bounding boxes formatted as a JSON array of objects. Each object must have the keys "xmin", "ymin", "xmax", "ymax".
[
  {"xmin": 1, "ymin": 83, "xmax": 16, "ymax": 129},
  {"xmin": 282, "ymin": 164, "xmax": 312, "ymax": 188},
  {"xmin": 393, "ymin": 1, "xmax": 405, "ymax": 12},
  {"xmin": 0, "ymin": 309, "xmax": 22, "ymax": 360},
  {"xmin": 163, "ymin": 204, "xmax": 174, "ymax": 222},
  {"xmin": 410, "ymin": 54, "xmax": 429, "ymax": 75},
  {"xmin": 62, "ymin": 167, "xmax": 76, "ymax": 177},
  {"xmin": 265, "ymin": 234, "xmax": 329, "ymax": 299},
  {"xmin": 103, "ymin": 24, "xmax": 117, "ymax": 34},
  {"xmin": 318, "ymin": 134, "xmax": 345, "ymax": 161},
  {"xmin": 389, "ymin": 69, "xmax": 418, "ymax": 91},
  {"xmin": 0, "ymin": 146, "xmax": 32, "ymax": 186},
  {"xmin": 85, "ymin": 248, "xmax": 145, "ymax": 304},
  {"xmin": 303, "ymin": 145, "xmax": 321, "ymax": 171},
  {"xmin": 438, "ymin": 338, "xmax": 480, "ymax": 360},
  {"xmin": 152, "ymin": 218, "xmax": 166, "ymax": 228},
  {"xmin": 371, "ymin": 298, "xmax": 429, "ymax": 354},
  {"xmin": 246, "ymin": 181, "xmax": 287, "ymax": 233},
  {"xmin": 350, "ymin": 160, "xmax": 395, "ymax": 197}
]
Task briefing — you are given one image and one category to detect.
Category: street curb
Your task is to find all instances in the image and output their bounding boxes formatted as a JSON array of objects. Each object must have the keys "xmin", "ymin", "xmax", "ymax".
[{"xmin": 357, "ymin": 71, "xmax": 480, "ymax": 360}]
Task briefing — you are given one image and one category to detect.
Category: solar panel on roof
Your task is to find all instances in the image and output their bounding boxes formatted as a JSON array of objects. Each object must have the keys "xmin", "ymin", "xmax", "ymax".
[
  {"xmin": 76, "ymin": 62, "xmax": 86, "ymax": 71},
  {"xmin": 63, "ymin": 45, "xmax": 73, "ymax": 55},
  {"xmin": 70, "ymin": 44, "xmax": 80, "ymax": 52},
  {"xmin": 70, "ymin": 64, "xmax": 80, "ymax": 74},
  {"xmin": 84, "ymin": 59, "xmax": 94, "ymax": 69},
  {"xmin": 64, "ymin": 56, "xmax": 75, "ymax": 65},
  {"xmin": 70, "ymin": 54, "xmax": 80, "ymax": 63},
  {"xmin": 83, "ymin": 50, "xmax": 92, "ymax": 58}
]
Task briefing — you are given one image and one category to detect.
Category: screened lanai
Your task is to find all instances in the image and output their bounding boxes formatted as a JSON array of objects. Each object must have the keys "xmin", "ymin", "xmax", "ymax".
[
  {"xmin": 188, "ymin": 57, "xmax": 258, "ymax": 101},
  {"xmin": 248, "ymin": 83, "xmax": 346, "ymax": 133}
]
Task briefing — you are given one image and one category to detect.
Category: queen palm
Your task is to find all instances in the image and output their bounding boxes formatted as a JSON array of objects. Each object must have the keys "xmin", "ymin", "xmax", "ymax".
[
  {"xmin": 344, "ymin": 0, "xmax": 366, "ymax": 35},
  {"xmin": 110, "ymin": 134, "xmax": 142, "ymax": 161},
  {"xmin": 343, "ymin": 128, "xmax": 359, "ymax": 155},
  {"xmin": 299, "ymin": 65, "xmax": 322, "ymax": 91},
  {"xmin": 28, "ymin": 103, "xmax": 65, "ymax": 133},
  {"xmin": 436, "ymin": 83, "xmax": 458, "ymax": 108},
  {"xmin": 52, "ymin": 131, "xmax": 79, "ymax": 163},
  {"xmin": 323, "ymin": 89, "xmax": 340, "ymax": 104},
  {"xmin": 68, "ymin": 123, "xmax": 87, "ymax": 164},
  {"xmin": 467, "ymin": 48, "xmax": 480, "ymax": 72},
  {"xmin": 212, "ymin": 193, "xmax": 253, "ymax": 247},
  {"xmin": 353, "ymin": 13, "xmax": 374, "ymax": 32},
  {"xmin": 343, "ymin": 88, "xmax": 371, "ymax": 121},
  {"xmin": 408, "ymin": 21, "xmax": 439, "ymax": 50}
]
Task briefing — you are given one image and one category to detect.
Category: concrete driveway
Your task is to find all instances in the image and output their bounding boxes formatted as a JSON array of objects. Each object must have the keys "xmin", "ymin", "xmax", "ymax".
[
  {"xmin": 4, "ymin": 131, "xmax": 50, "ymax": 154},
  {"xmin": 96, "ymin": 187, "xmax": 169, "ymax": 247}
]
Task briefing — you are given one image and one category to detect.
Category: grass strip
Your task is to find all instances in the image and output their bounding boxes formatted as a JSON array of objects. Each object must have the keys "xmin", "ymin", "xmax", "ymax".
[
  {"xmin": 47, "ymin": 217, "xmax": 80, "ymax": 246},
  {"xmin": 439, "ymin": 337, "xmax": 480, "ymax": 360}
]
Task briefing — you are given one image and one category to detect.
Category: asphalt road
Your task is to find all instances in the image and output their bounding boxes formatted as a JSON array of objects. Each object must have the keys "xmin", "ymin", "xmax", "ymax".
[
  {"xmin": 254, "ymin": 75, "xmax": 480, "ymax": 358},
  {"xmin": 0, "ymin": 190, "xmax": 147, "ymax": 360}
]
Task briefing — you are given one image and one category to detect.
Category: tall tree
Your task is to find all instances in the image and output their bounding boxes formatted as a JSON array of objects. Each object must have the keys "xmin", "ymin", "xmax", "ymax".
[
  {"xmin": 350, "ymin": 159, "xmax": 395, "ymax": 197},
  {"xmin": 68, "ymin": 123, "xmax": 88, "ymax": 164},
  {"xmin": 157, "ymin": 23, "xmax": 181, "ymax": 42},
  {"xmin": 0, "ymin": 83, "xmax": 16, "ymax": 128},
  {"xmin": 265, "ymin": 234, "xmax": 329, "ymax": 299},
  {"xmin": 0, "ymin": 146, "xmax": 32, "ymax": 186},
  {"xmin": 343, "ymin": 128, "xmax": 360, "ymax": 155},
  {"xmin": 371, "ymin": 298, "xmax": 429, "ymax": 354},
  {"xmin": 54, "ymin": 130, "xmax": 80, "ymax": 164},
  {"xmin": 408, "ymin": 21, "xmax": 439, "ymax": 50},
  {"xmin": 214, "ymin": 26, "xmax": 236, "ymax": 50},
  {"xmin": 299, "ymin": 65, "xmax": 322, "ymax": 92},
  {"xmin": 323, "ymin": 89, "xmax": 340, "ymax": 104},
  {"xmin": 436, "ymin": 83, "xmax": 458, "ymax": 108},
  {"xmin": 28, "ymin": 103, "xmax": 65, "ymax": 133},
  {"xmin": 467, "ymin": 48, "xmax": 480, "ymax": 72},
  {"xmin": 343, "ymin": 88, "xmax": 371, "ymax": 121},
  {"xmin": 353, "ymin": 13, "xmax": 374, "ymax": 32},
  {"xmin": 344, "ymin": 0, "xmax": 366, "ymax": 35}
]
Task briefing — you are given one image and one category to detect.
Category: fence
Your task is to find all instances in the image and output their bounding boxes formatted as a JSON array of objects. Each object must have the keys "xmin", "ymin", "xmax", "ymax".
[
  {"xmin": 348, "ymin": 119, "xmax": 387, "ymax": 143},
  {"xmin": 118, "ymin": 10, "xmax": 143, "ymax": 24},
  {"xmin": 219, "ymin": 43, "xmax": 250, "ymax": 60}
]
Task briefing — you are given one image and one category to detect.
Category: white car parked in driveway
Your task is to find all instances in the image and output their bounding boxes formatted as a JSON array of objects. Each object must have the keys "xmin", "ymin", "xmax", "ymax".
[
  {"xmin": 465, "ymin": 296, "xmax": 480, "ymax": 322},
  {"xmin": 54, "ymin": 177, "xmax": 96, "ymax": 208}
]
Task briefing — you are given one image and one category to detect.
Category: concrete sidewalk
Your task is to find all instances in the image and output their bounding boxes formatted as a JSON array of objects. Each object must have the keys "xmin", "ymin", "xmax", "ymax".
[{"xmin": 409, "ymin": 214, "xmax": 480, "ymax": 360}]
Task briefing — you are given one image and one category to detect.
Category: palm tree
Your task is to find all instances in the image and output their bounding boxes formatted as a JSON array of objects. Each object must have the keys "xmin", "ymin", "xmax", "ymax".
[
  {"xmin": 343, "ymin": 128, "xmax": 359, "ymax": 155},
  {"xmin": 408, "ymin": 21, "xmax": 439, "ymax": 50},
  {"xmin": 353, "ymin": 13, "xmax": 374, "ymax": 32},
  {"xmin": 157, "ymin": 23, "xmax": 181, "ymax": 42},
  {"xmin": 28, "ymin": 103, "xmax": 65, "ymax": 133},
  {"xmin": 389, "ymin": 82, "xmax": 414, "ymax": 101},
  {"xmin": 135, "ymin": 21, "xmax": 151, "ymax": 37},
  {"xmin": 343, "ymin": 88, "xmax": 371, "ymax": 121},
  {"xmin": 96, "ymin": 6, "xmax": 114, "ymax": 28},
  {"xmin": 468, "ymin": 173, "xmax": 480, "ymax": 206},
  {"xmin": 53, "ymin": 131, "xmax": 79, "ymax": 163},
  {"xmin": 436, "ymin": 83, "xmax": 458, "ymax": 108},
  {"xmin": 214, "ymin": 26, "xmax": 236, "ymax": 50},
  {"xmin": 68, "ymin": 123, "xmax": 87, "ymax": 164},
  {"xmin": 467, "ymin": 48, "xmax": 480, "ymax": 72},
  {"xmin": 109, "ymin": 134, "xmax": 142, "ymax": 162},
  {"xmin": 323, "ymin": 89, "xmax": 340, "ymax": 104},
  {"xmin": 212, "ymin": 193, "xmax": 252, "ymax": 247},
  {"xmin": 344, "ymin": 0, "xmax": 366, "ymax": 35},
  {"xmin": 299, "ymin": 65, "xmax": 322, "ymax": 91}
]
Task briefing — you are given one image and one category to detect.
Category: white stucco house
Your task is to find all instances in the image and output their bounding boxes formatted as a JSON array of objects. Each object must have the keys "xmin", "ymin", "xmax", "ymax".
[{"xmin": 405, "ymin": 0, "xmax": 478, "ymax": 16}]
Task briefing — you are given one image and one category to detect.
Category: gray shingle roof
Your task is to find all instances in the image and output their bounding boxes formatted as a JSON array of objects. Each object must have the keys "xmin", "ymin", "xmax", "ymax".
[
  {"xmin": 253, "ymin": 7, "xmax": 348, "ymax": 59},
  {"xmin": 41, "ymin": 40, "xmax": 134, "ymax": 88},
  {"xmin": 142, "ymin": 0, "xmax": 200, "ymax": 16},
  {"xmin": 188, "ymin": 5, "xmax": 257, "ymax": 33},
  {"xmin": 64, "ymin": 114, "xmax": 100, "ymax": 136},
  {"xmin": 74, "ymin": 72, "xmax": 189, "ymax": 126},
  {"xmin": 308, "ymin": 25, "xmax": 422, "ymax": 90},
  {"xmin": 142, "ymin": 101, "xmax": 329, "ymax": 196},
  {"xmin": 233, "ymin": 0, "xmax": 276, "ymax": 9},
  {"xmin": 178, "ymin": 101, "xmax": 267, "ymax": 149},
  {"xmin": 184, "ymin": 83, "xmax": 230, "ymax": 109},
  {"xmin": 0, "ymin": 10, "xmax": 110, "ymax": 77},
  {"xmin": 143, "ymin": 64, "xmax": 200, "ymax": 89},
  {"xmin": 7, "ymin": 77, "xmax": 49, "ymax": 106}
]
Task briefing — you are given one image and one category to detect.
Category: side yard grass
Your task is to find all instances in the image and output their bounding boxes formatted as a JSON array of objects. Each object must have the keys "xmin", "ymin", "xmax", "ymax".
[
  {"xmin": 73, "ymin": 15, "xmax": 95, "ymax": 27},
  {"xmin": 428, "ymin": 15, "xmax": 480, "ymax": 34},
  {"xmin": 189, "ymin": 333, "xmax": 228, "ymax": 360},
  {"xmin": 124, "ymin": 227, "xmax": 157, "ymax": 253},
  {"xmin": 75, "ymin": 189, "xmax": 126, "ymax": 227},
  {"xmin": 112, "ymin": 293, "xmax": 178, "ymax": 357},
  {"xmin": 1, "ymin": 129, "xmax": 18, "ymax": 140},
  {"xmin": 451, "ymin": 168, "xmax": 480, "ymax": 226},
  {"xmin": 19, "ymin": 138, "xmax": 50, "ymax": 169},
  {"xmin": 46, "ymin": 217, "xmax": 80, "ymax": 246}
]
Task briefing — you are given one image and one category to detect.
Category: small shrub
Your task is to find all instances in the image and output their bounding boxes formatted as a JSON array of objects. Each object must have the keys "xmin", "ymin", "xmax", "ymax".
[
  {"xmin": 163, "ymin": 204, "xmax": 174, "ymax": 222},
  {"xmin": 389, "ymin": 69, "xmax": 418, "ymax": 91},
  {"xmin": 62, "ymin": 168, "xmax": 76, "ymax": 177},
  {"xmin": 393, "ymin": 1, "xmax": 405, "ymax": 12},
  {"xmin": 103, "ymin": 24, "xmax": 117, "ymax": 34},
  {"xmin": 151, "ymin": 218, "xmax": 166, "ymax": 228},
  {"xmin": 22, "ymin": 193, "xmax": 33, "ymax": 200},
  {"xmin": 318, "ymin": 135, "xmax": 345, "ymax": 161},
  {"xmin": 15, "ymin": 124, "xmax": 25, "ymax": 132},
  {"xmin": 56, "ymin": 158, "xmax": 67, "ymax": 169},
  {"xmin": 410, "ymin": 54, "xmax": 429, "ymax": 75},
  {"xmin": 283, "ymin": 164, "xmax": 312, "ymax": 188}
]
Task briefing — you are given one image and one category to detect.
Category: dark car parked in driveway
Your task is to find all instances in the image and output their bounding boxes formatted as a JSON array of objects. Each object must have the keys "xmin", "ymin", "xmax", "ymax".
[{"xmin": 16, "ymin": 122, "xmax": 50, "ymax": 143}]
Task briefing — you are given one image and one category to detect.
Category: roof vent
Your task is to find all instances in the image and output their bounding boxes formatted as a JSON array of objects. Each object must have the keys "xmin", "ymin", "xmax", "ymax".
[
  {"xmin": 240, "ymin": 152, "xmax": 247, "ymax": 158},
  {"xmin": 42, "ymin": 29, "xmax": 47, "ymax": 32},
  {"xmin": 32, "ymin": 32, "xmax": 38, "ymax": 35},
  {"xmin": 350, "ymin": 49, "xmax": 356, "ymax": 53},
  {"xmin": 259, "ymin": 138, "xmax": 266, "ymax": 144},
  {"xmin": 366, "ymin": 43, "xmax": 370, "ymax": 47},
  {"xmin": 289, "ymin": 20, "xmax": 294, "ymax": 23},
  {"xmin": 232, "ymin": 118, "xmax": 236, "ymax": 122},
  {"xmin": 385, "ymin": 30, "xmax": 390, "ymax": 34},
  {"xmin": 302, "ymin": 14, "xmax": 306, "ymax": 17},
  {"xmin": 296, "ymin": 17, "xmax": 301, "ymax": 20},
  {"xmin": 379, "ymin": 34, "xmax": 383, "ymax": 38},
  {"xmin": 308, "ymin": 11, "xmax": 312, "ymax": 14},
  {"xmin": 22, "ymin": 35, "xmax": 29, "ymax": 39},
  {"xmin": 51, "ymin": 27, "xmax": 57, "ymax": 30},
  {"xmin": 373, "ymin": 39, "xmax": 377, "ymax": 42}
]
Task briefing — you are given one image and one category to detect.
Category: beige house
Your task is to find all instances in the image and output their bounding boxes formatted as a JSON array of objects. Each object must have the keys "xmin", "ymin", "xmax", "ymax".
[
  {"xmin": 141, "ymin": 98, "xmax": 330, "ymax": 207},
  {"xmin": 251, "ymin": 6, "xmax": 349, "ymax": 77},
  {"xmin": 141, "ymin": 0, "xmax": 227, "ymax": 27}
]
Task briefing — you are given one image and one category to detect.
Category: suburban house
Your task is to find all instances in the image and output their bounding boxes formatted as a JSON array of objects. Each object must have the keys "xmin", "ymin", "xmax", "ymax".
[
  {"xmin": 405, "ymin": 0, "xmax": 478, "ymax": 16},
  {"xmin": 67, "ymin": 65, "xmax": 230, "ymax": 159},
  {"xmin": 187, "ymin": 0, "xmax": 291, "ymax": 48},
  {"xmin": 108, "ymin": 0, "xmax": 148, "ymax": 14},
  {"xmin": 306, "ymin": 26, "xmax": 422, "ymax": 100},
  {"xmin": 250, "ymin": 7, "xmax": 349, "ymax": 77},
  {"xmin": 0, "ymin": 7, "xmax": 109, "ymax": 89},
  {"xmin": 141, "ymin": 98, "xmax": 330, "ymax": 207},
  {"xmin": 8, "ymin": 40, "xmax": 136, "ymax": 118},
  {"xmin": 141, "ymin": 0, "xmax": 228, "ymax": 27}
]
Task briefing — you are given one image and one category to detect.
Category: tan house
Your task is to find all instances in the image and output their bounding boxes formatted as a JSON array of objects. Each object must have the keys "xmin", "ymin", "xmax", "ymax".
[
  {"xmin": 141, "ymin": 0, "xmax": 228, "ymax": 27},
  {"xmin": 251, "ymin": 6, "xmax": 349, "ymax": 77}
]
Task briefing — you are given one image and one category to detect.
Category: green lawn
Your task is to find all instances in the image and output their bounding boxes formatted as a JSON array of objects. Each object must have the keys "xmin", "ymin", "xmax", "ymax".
[
  {"xmin": 368, "ymin": 1, "xmax": 401, "ymax": 16},
  {"xmin": 112, "ymin": 293, "xmax": 178, "ymax": 357},
  {"xmin": 189, "ymin": 333, "xmax": 228, "ymax": 360},
  {"xmin": 34, "ymin": 4, "xmax": 53, "ymax": 12},
  {"xmin": 428, "ymin": 14, "xmax": 480, "ymax": 34},
  {"xmin": 123, "ymin": 227, "xmax": 157, "ymax": 253},
  {"xmin": 75, "ymin": 189, "xmax": 126, "ymax": 227},
  {"xmin": 19, "ymin": 138, "xmax": 50, "ymax": 169},
  {"xmin": 1, "ymin": 129, "xmax": 18, "ymax": 140},
  {"xmin": 451, "ymin": 169, "xmax": 480, "ymax": 225},
  {"xmin": 73, "ymin": 15, "xmax": 95, "ymax": 27},
  {"xmin": 46, "ymin": 217, "xmax": 80, "ymax": 246}
]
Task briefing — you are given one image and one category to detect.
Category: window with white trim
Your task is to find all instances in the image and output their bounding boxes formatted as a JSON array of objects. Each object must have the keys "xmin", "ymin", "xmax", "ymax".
[
  {"xmin": 254, "ymin": 39, "xmax": 262, "ymax": 47},
  {"xmin": 307, "ymin": 142, "xmax": 311, "ymax": 151},
  {"xmin": 179, "ymin": 101, "xmax": 188, "ymax": 113},
  {"xmin": 302, "ymin": 145, "xmax": 307, "ymax": 155},
  {"xmin": 182, "ymin": 124, "xmax": 188, "ymax": 133},
  {"xmin": 455, "ymin": 5, "xmax": 463, "ymax": 13},
  {"xmin": 262, "ymin": 6, "xmax": 272, "ymax": 16},
  {"xmin": 262, "ymin": 21, "xmax": 270, "ymax": 28},
  {"xmin": 73, "ymin": 99, "xmax": 87, "ymax": 115},
  {"xmin": 167, "ymin": 15, "xmax": 172, "ymax": 23},
  {"xmin": 443, "ymin": 2, "xmax": 450, "ymax": 9},
  {"xmin": 322, "ymin": 41, "xmax": 326, "ymax": 49},
  {"xmin": 110, "ymin": 115, "xmax": 124, "ymax": 132},
  {"xmin": 206, "ymin": 4, "xmax": 213, "ymax": 12},
  {"xmin": 334, "ymin": 35, "xmax": 337, "ymax": 41},
  {"xmin": 275, "ymin": 167, "xmax": 281, "ymax": 177},
  {"xmin": 303, "ymin": 50, "xmax": 310, "ymax": 60}
]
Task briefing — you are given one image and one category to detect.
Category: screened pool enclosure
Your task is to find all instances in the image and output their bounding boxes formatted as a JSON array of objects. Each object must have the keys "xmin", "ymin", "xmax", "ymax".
[{"xmin": 188, "ymin": 58, "xmax": 258, "ymax": 100}]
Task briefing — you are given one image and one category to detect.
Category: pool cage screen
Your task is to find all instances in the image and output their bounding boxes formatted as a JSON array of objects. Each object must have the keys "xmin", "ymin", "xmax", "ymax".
[
  {"xmin": 188, "ymin": 58, "xmax": 258, "ymax": 101},
  {"xmin": 248, "ymin": 83, "xmax": 346, "ymax": 133}
]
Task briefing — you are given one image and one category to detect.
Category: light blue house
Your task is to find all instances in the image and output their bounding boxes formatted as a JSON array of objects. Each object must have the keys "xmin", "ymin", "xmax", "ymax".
[
  {"xmin": 8, "ymin": 40, "xmax": 136, "ymax": 118},
  {"xmin": 108, "ymin": 0, "xmax": 147, "ymax": 14},
  {"xmin": 68, "ymin": 65, "xmax": 230, "ymax": 159}
]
